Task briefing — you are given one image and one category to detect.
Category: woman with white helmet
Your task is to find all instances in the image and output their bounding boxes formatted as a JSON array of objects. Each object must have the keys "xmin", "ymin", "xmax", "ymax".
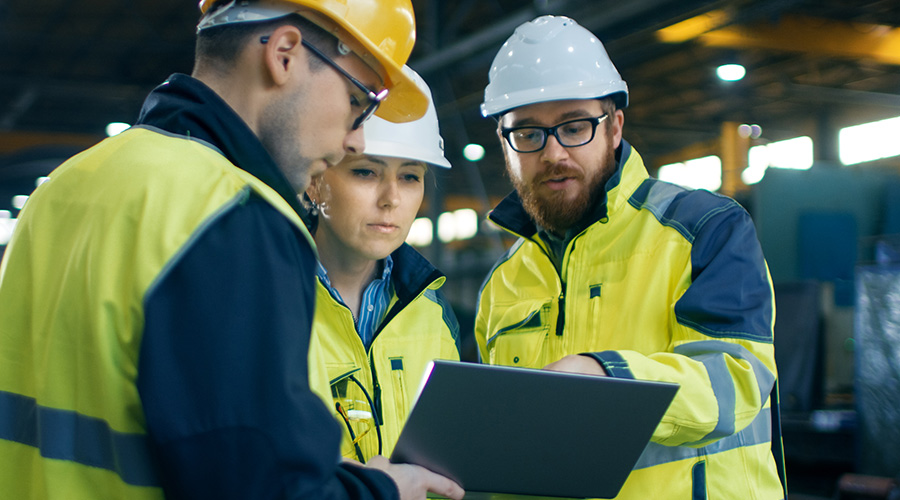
[{"xmin": 305, "ymin": 66, "xmax": 460, "ymax": 463}]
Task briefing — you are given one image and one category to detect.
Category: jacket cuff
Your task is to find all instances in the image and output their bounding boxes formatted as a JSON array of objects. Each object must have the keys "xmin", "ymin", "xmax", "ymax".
[{"xmin": 580, "ymin": 351, "xmax": 633, "ymax": 379}]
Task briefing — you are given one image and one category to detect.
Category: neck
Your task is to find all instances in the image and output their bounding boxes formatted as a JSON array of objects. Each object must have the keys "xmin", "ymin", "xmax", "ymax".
[
  {"xmin": 192, "ymin": 60, "xmax": 265, "ymax": 135},
  {"xmin": 316, "ymin": 237, "xmax": 380, "ymax": 318}
]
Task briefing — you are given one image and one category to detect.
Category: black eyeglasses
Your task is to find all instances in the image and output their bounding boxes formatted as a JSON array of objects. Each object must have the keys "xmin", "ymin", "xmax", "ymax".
[
  {"xmin": 500, "ymin": 114, "xmax": 609, "ymax": 153},
  {"xmin": 261, "ymin": 36, "xmax": 388, "ymax": 130}
]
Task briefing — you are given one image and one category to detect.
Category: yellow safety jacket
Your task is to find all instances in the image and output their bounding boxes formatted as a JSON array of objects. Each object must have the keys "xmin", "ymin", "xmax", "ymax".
[
  {"xmin": 308, "ymin": 244, "xmax": 460, "ymax": 461},
  {"xmin": 0, "ymin": 74, "xmax": 398, "ymax": 500},
  {"xmin": 475, "ymin": 141, "xmax": 784, "ymax": 499}
]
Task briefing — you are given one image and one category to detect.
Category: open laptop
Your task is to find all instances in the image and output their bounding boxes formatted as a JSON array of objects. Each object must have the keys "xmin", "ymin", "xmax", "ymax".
[{"xmin": 390, "ymin": 360, "xmax": 679, "ymax": 499}]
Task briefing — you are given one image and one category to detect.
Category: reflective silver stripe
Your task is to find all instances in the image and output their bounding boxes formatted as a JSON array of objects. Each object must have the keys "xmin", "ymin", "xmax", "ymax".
[
  {"xmin": 693, "ymin": 350, "xmax": 735, "ymax": 440},
  {"xmin": 635, "ymin": 181, "xmax": 693, "ymax": 241},
  {"xmin": 0, "ymin": 389, "xmax": 160, "ymax": 487},
  {"xmin": 634, "ymin": 407, "xmax": 772, "ymax": 469},
  {"xmin": 675, "ymin": 340, "xmax": 775, "ymax": 443}
]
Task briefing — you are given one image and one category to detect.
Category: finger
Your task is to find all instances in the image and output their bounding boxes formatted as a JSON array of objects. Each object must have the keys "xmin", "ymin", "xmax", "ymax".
[{"xmin": 420, "ymin": 468, "xmax": 465, "ymax": 500}]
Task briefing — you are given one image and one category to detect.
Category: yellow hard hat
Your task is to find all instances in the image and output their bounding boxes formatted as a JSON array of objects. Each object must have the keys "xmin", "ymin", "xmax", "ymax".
[{"xmin": 197, "ymin": 0, "xmax": 428, "ymax": 123}]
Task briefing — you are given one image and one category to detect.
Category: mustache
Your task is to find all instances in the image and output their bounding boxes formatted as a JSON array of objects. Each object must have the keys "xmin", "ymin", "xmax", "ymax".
[{"xmin": 535, "ymin": 164, "xmax": 583, "ymax": 183}]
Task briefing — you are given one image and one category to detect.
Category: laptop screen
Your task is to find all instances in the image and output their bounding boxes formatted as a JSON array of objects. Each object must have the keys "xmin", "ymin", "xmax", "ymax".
[{"xmin": 390, "ymin": 360, "xmax": 678, "ymax": 499}]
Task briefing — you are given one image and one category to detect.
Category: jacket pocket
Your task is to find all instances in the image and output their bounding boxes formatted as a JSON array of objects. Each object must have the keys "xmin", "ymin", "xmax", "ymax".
[{"xmin": 486, "ymin": 300, "xmax": 551, "ymax": 367}]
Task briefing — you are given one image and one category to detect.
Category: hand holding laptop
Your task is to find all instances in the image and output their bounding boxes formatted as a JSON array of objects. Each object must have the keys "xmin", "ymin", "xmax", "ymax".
[
  {"xmin": 543, "ymin": 354, "xmax": 607, "ymax": 376},
  {"xmin": 367, "ymin": 455, "xmax": 465, "ymax": 500}
]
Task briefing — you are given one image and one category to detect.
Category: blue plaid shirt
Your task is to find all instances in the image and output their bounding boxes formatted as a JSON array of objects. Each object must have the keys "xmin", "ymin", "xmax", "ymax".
[{"xmin": 316, "ymin": 256, "xmax": 394, "ymax": 349}]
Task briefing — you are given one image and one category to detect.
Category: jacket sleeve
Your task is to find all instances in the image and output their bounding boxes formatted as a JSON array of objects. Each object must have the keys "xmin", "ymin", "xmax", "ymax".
[
  {"xmin": 137, "ymin": 195, "xmax": 399, "ymax": 500},
  {"xmin": 586, "ymin": 203, "xmax": 777, "ymax": 447}
]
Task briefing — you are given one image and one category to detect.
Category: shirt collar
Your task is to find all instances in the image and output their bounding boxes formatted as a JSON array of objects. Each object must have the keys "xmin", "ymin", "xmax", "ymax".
[{"xmin": 316, "ymin": 255, "xmax": 394, "ymax": 301}]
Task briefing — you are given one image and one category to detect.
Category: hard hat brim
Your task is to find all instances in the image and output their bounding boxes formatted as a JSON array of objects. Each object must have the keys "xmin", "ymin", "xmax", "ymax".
[
  {"xmin": 481, "ymin": 84, "xmax": 629, "ymax": 117},
  {"xmin": 364, "ymin": 140, "xmax": 452, "ymax": 169}
]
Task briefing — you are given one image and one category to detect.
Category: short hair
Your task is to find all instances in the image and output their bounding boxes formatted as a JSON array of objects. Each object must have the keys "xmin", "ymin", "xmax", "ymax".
[
  {"xmin": 195, "ymin": 8, "xmax": 340, "ymax": 73},
  {"xmin": 598, "ymin": 97, "xmax": 617, "ymax": 132}
]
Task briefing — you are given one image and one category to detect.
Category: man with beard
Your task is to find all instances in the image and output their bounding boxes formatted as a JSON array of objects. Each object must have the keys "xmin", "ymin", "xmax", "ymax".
[
  {"xmin": 474, "ymin": 15, "xmax": 785, "ymax": 500},
  {"xmin": 0, "ymin": 1, "xmax": 463, "ymax": 499}
]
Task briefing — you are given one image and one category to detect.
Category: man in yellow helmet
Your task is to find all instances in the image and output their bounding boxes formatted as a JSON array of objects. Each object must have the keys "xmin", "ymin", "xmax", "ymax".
[{"xmin": 0, "ymin": 1, "xmax": 463, "ymax": 499}]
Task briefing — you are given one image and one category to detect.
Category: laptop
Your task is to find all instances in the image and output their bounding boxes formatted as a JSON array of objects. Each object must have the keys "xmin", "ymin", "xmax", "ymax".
[{"xmin": 390, "ymin": 360, "xmax": 679, "ymax": 499}]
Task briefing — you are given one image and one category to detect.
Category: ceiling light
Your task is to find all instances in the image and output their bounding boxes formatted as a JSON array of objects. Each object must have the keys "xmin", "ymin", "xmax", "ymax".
[
  {"xmin": 716, "ymin": 63, "xmax": 746, "ymax": 82},
  {"xmin": 463, "ymin": 144, "xmax": 485, "ymax": 162}
]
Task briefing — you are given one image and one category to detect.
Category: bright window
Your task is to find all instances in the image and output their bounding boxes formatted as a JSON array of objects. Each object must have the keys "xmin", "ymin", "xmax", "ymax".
[
  {"xmin": 839, "ymin": 115, "xmax": 900, "ymax": 165},
  {"xmin": 743, "ymin": 136, "xmax": 813, "ymax": 185},
  {"xmin": 406, "ymin": 217, "xmax": 433, "ymax": 247},
  {"xmin": 658, "ymin": 155, "xmax": 722, "ymax": 191}
]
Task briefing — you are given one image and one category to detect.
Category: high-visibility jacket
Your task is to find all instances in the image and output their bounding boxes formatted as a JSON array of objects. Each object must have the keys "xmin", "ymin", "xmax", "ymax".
[
  {"xmin": 475, "ymin": 141, "xmax": 784, "ymax": 499},
  {"xmin": 308, "ymin": 243, "xmax": 460, "ymax": 461},
  {"xmin": 0, "ymin": 74, "xmax": 398, "ymax": 500}
]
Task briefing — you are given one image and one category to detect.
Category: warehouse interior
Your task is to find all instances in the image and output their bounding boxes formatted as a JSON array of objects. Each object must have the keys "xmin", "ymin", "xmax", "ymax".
[{"xmin": 2, "ymin": 0, "xmax": 900, "ymax": 498}]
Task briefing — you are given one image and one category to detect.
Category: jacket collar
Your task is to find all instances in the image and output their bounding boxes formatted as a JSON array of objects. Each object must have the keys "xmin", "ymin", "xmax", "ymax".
[
  {"xmin": 489, "ymin": 139, "xmax": 639, "ymax": 239},
  {"xmin": 389, "ymin": 243, "xmax": 445, "ymax": 303},
  {"xmin": 371, "ymin": 243, "xmax": 446, "ymax": 338},
  {"xmin": 135, "ymin": 73, "xmax": 306, "ymax": 217}
]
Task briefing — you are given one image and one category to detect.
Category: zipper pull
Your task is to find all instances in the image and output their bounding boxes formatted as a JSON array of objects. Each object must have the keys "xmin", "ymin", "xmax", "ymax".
[
  {"xmin": 556, "ymin": 292, "xmax": 565, "ymax": 336},
  {"xmin": 370, "ymin": 362, "xmax": 384, "ymax": 426}
]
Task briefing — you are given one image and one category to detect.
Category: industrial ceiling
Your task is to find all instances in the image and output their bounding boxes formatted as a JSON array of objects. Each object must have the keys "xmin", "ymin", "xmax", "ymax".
[{"xmin": 3, "ymin": 0, "xmax": 900, "ymax": 219}]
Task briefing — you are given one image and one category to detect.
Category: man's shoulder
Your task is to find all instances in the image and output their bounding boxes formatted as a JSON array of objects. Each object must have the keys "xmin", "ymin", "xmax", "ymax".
[
  {"xmin": 627, "ymin": 178, "xmax": 748, "ymax": 240},
  {"xmin": 65, "ymin": 126, "xmax": 235, "ymax": 190},
  {"xmin": 116, "ymin": 125, "xmax": 231, "ymax": 169}
]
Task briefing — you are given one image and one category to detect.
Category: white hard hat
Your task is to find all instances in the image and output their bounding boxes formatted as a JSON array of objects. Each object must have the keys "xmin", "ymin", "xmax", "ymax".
[
  {"xmin": 363, "ymin": 66, "xmax": 451, "ymax": 169},
  {"xmin": 481, "ymin": 15, "xmax": 629, "ymax": 117}
]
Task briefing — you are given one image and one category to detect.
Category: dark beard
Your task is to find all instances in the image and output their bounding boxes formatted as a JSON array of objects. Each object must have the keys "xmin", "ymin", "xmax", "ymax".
[{"xmin": 512, "ymin": 145, "xmax": 616, "ymax": 235}]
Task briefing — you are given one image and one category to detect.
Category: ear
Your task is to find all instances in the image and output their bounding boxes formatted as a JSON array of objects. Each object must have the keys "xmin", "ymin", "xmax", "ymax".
[
  {"xmin": 262, "ymin": 25, "xmax": 304, "ymax": 86},
  {"xmin": 306, "ymin": 176, "xmax": 319, "ymax": 202},
  {"xmin": 611, "ymin": 108, "xmax": 625, "ymax": 148}
]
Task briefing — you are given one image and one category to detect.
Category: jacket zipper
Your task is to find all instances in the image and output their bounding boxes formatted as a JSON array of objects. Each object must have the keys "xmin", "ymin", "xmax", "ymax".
[
  {"xmin": 369, "ymin": 354, "xmax": 384, "ymax": 426},
  {"xmin": 556, "ymin": 286, "xmax": 566, "ymax": 336}
]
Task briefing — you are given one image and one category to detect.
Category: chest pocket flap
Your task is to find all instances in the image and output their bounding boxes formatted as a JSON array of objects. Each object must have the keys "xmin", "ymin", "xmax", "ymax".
[{"xmin": 486, "ymin": 300, "xmax": 551, "ymax": 367}]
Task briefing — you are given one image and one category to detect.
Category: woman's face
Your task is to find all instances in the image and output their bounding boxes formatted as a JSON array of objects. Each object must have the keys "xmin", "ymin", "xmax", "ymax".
[{"xmin": 309, "ymin": 154, "xmax": 427, "ymax": 262}]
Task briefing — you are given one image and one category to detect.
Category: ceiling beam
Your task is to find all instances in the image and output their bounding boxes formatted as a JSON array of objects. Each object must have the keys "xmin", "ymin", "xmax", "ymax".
[
  {"xmin": 785, "ymin": 82, "xmax": 900, "ymax": 108},
  {"xmin": 0, "ymin": 131, "xmax": 99, "ymax": 156},
  {"xmin": 661, "ymin": 14, "xmax": 900, "ymax": 66},
  {"xmin": 410, "ymin": 0, "xmax": 685, "ymax": 75}
]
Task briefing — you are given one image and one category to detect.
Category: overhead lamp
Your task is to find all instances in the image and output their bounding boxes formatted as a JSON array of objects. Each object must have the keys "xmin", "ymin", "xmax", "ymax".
[
  {"xmin": 463, "ymin": 143, "xmax": 485, "ymax": 162},
  {"xmin": 716, "ymin": 63, "xmax": 746, "ymax": 82},
  {"xmin": 737, "ymin": 123, "xmax": 762, "ymax": 139}
]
